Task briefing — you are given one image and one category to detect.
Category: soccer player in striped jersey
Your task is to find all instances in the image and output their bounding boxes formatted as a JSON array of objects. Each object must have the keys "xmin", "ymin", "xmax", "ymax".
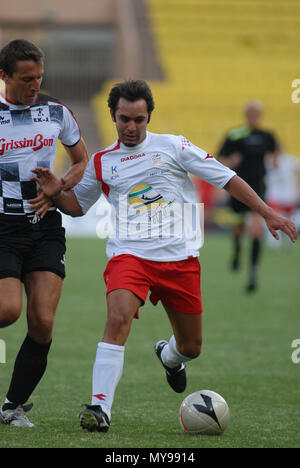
[{"xmin": 0, "ymin": 39, "xmax": 89, "ymax": 427}]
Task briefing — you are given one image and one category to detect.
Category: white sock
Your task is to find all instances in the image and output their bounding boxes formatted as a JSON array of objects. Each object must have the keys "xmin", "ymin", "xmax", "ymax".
[
  {"xmin": 3, "ymin": 398, "xmax": 14, "ymax": 408},
  {"xmin": 91, "ymin": 341, "xmax": 125, "ymax": 420},
  {"xmin": 160, "ymin": 335, "xmax": 192, "ymax": 368}
]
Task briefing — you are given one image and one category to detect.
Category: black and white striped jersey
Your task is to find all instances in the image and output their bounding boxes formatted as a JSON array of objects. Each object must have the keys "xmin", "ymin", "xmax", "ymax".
[{"xmin": 0, "ymin": 93, "xmax": 81, "ymax": 215}]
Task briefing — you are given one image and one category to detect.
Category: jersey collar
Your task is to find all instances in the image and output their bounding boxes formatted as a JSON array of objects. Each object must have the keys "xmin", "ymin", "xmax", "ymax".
[
  {"xmin": 119, "ymin": 131, "xmax": 150, "ymax": 152},
  {"xmin": 0, "ymin": 94, "xmax": 30, "ymax": 110}
]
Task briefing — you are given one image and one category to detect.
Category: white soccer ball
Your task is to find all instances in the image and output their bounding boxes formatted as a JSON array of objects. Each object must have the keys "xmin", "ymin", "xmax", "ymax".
[{"xmin": 179, "ymin": 390, "xmax": 230, "ymax": 435}]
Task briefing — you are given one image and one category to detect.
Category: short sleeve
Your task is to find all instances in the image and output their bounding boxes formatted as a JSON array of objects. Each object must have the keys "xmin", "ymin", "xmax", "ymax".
[
  {"xmin": 59, "ymin": 105, "xmax": 81, "ymax": 147},
  {"xmin": 175, "ymin": 135, "xmax": 236, "ymax": 189}
]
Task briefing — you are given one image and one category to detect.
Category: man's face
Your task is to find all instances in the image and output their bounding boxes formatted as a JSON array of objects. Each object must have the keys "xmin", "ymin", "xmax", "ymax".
[
  {"xmin": 0, "ymin": 60, "xmax": 43, "ymax": 106},
  {"xmin": 245, "ymin": 105, "xmax": 263, "ymax": 129},
  {"xmin": 112, "ymin": 98, "xmax": 150, "ymax": 147}
]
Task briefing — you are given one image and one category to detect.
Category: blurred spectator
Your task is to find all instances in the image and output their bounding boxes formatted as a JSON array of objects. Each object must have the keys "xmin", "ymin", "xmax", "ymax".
[
  {"xmin": 265, "ymin": 152, "xmax": 300, "ymax": 248},
  {"xmin": 217, "ymin": 100, "xmax": 280, "ymax": 292}
]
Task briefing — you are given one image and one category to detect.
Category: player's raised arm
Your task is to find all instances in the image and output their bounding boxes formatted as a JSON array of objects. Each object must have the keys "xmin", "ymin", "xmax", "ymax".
[
  {"xmin": 61, "ymin": 137, "xmax": 89, "ymax": 190},
  {"xmin": 31, "ymin": 167, "xmax": 83, "ymax": 217},
  {"xmin": 224, "ymin": 175, "xmax": 298, "ymax": 243},
  {"xmin": 29, "ymin": 137, "xmax": 89, "ymax": 218}
]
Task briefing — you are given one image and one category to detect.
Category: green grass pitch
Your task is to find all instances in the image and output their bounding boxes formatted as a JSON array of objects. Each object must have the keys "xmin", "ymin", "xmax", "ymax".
[{"xmin": 0, "ymin": 233, "xmax": 299, "ymax": 448}]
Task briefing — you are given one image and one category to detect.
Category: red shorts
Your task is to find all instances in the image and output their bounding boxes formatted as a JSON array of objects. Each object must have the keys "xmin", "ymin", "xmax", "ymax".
[
  {"xmin": 267, "ymin": 201, "xmax": 297, "ymax": 216},
  {"xmin": 103, "ymin": 254, "xmax": 203, "ymax": 317}
]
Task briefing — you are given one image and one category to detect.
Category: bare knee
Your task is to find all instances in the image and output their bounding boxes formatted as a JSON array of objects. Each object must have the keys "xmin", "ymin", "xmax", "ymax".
[
  {"xmin": 0, "ymin": 304, "xmax": 22, "ymax": 328},
  {"xmin": 0, "ymin": 278, "xmax": 22, "ymax": 327},
  {"xmin": 104, "ymin": 306, "xmax": 134, "ymax": 344},
  {"xmin": 27, "ymin": 299, "xmax": 55, "ymax": 343},
  {"xmin": 27, "ymin": 300, "xmax": 55, "ymax": 343},
  {"xmin": 103, "ymin": 303, "xmax": 137, "ymax": 346},
  {"xmin": 28, "ymin": 315, "xmax": 54, "ymax": 343},
  {"xmin": 104, "ymin": 290, "xmax": 141, "ymax": 345}
]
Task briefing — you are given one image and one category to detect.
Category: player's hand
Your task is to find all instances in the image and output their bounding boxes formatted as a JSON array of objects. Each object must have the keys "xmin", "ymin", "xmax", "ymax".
[
  {"xmin": 31, "ymin": 167, "xmax": 63, "ymax": 199},
  {"xmin": 28, "ymin": 189, "xmax": 53, "ymax": 219},
  {"xmin": 265, "ymin": 211, "xmax": 298, "ymax": 243}
]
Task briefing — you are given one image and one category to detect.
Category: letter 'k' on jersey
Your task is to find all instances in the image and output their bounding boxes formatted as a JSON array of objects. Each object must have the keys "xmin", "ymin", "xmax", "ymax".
[
  {"xmin": 0, "ymin": 93, "xmax": 80, "ymax": 215},
  {"xmin": 74, "ymin": 132, "xmax": 236, "ymax": 261}
]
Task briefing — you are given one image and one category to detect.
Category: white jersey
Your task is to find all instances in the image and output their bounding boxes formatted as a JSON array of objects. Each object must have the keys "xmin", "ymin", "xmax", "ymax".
[
  {"xmin": 0, "ymin": 93, "xmax": 80, "ymax": 215},
  {"xmin": 74, "ymin": 132, "xmax": 236, "ymax": 261}
]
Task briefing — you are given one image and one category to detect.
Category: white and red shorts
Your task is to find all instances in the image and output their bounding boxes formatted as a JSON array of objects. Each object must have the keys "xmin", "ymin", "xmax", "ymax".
[{"xmin": 103, "ymin": 254, "xmax": 203, "ymax": 317}]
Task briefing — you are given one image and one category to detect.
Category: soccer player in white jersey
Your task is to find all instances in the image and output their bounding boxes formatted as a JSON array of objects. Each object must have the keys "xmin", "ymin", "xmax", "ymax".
[
  {"xmin": 32, "ymin": 80, "xmax": 298, "ymax": 433},
  {"xmin": 0, "ymin": 39, "xmax": 88, "ymax": 427}
]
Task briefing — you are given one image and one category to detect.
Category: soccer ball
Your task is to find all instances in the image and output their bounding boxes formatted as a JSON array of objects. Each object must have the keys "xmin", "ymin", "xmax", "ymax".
[{"xmin": 179, "ymin": 390, "xmax": 230, "ymax": 435}]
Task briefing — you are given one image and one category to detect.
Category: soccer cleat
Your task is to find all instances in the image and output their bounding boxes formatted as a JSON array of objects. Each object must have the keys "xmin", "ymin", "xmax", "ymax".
[
  {"xmin": 79, "ymin": 405, "xmax": 110, "ymax": 433},
  {"xmin": 246, "ymin": 267, "xmax": 258, "ymax": 293},
  {"xmin": 0, "ymin": 402, "xmax": 34, "ymax": 427},
  {"xmin": 246, "ymin": 280, "xmax": 258, "ymax": 293},
  {"xmin": 231, "ymin": 256, "xmax": 240, "ymax": 271},
  {"xmin": 155, "ymin": 340, "xmax": 186, "ymax": 393}
]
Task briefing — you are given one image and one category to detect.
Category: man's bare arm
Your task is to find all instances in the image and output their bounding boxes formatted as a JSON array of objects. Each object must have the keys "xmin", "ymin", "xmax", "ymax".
[
  {"xmin": 61, "ymin": 137, "xmax": 89, "ymax": 190},
  {"xmin": 31, "ymin": 167, "xmax": 83, "ymax": 217},
  {"xmin": 29, "ymin": 138, "xmax": 89, "ymax": 217}
]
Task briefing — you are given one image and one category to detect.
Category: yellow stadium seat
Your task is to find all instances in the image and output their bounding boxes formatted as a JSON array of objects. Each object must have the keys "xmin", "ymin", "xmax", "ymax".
[{"xmin": 93, "ymin": 0, "xmax": 300, "ymax": 157}]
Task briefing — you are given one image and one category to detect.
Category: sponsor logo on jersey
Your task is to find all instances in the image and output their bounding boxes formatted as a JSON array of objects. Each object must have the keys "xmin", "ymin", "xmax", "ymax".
[
  {"xmin": 146, "ymin": 168, "xmax": 170, "ymax": 177},
  {"xmin": 32, "ymin": 107, "xmax": 50, "ymax": 123},
  {"xmin": 0, "ymin": 134, "xmax": 54, "ymax": 156},
  {"xmin": 181, "ymin": 137, "xmax": 192, "ymax": 150},
  {"xmin": 151, "ymin": 153, "xmax": 165, "ymax": 166},
  {"xmin": 128, "ymin": 184, "xmax": 164, "ymax": 213},
  {"xmin": 204, "ymin": 153, "xmax": 214, "ymax": 159},
  {"xmin": 0, "ymin": 115, "xmax": 11, "ymax": 125},
  {"xmin": 120, "ymin": 153, "xmax": 146, "ymax": 163},
  {"xmin": 110, "ymin": 165, "xmax": 120, "ymax": 180},
  {"xmin": 93, "ymin": 393, "xmax": 106, "ymax": 401}
]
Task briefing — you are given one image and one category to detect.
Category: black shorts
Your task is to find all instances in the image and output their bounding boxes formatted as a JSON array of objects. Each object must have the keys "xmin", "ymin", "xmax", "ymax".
[
  {"xmin": 0, "ymin": 211, "xmax": 66, "ymax": 281},
  {"xmin": 230, "ymin": 179, "xmax": 266, "ymax": 214}
]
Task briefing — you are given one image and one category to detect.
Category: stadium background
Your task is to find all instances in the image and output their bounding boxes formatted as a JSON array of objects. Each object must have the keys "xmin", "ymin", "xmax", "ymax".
[
  {"xmin": 1, "ymin": 0, "xmax": 299, "ymax": 235},
  {"xmin": 0, "ymin": 0, "xmax": 299, "ymax": 449}
]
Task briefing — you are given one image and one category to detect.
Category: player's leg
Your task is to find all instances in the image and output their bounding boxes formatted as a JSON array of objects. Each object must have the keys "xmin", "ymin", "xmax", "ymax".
[
  {"xmin": 247, "ymin": 212, "xmax": 264, "ymax": 292},
  {"xmin": 80, "ymin": 289, "xmax": 142, "ymax": 432},
  {"xmin": 0, "ymin": 213, "xmax": 65, "ymax": 426},
  {"xmin": 155, "ymin": 303, "xmax": 202, "ymax": 393},
  {"xmin": 153, "ymin": 257, "xmax": 203, "ymax": 393},
  {"xmin": 0, "ymin": 243, "xmax": 24, "ymax": 327},
  {"xmin": 229, "ymin": 196, "xmax": 247, "ymax": 270},
  {"xmin": 102, "ymin": 288, "xmax": 142, "ymax": 345},
  {"xmin": 163, "ymin": 303, "xmax": 202, "ymax": 359},
  {"xmin": 0, "ymin": 271, "xmax": 62, "ymax": 427},
  {"xmin": 231, "ymin": 217, "xmax": 245, "ymax": 270},
  {"xmin": 3, "ymin": 272, "xmax": 62, "ymax": 417},
  {"xmin": 25, "ymin": 271, "xmax": 63, "ymax": 343},
  {"xmin": 0, "ymin": 236, "xmax": 31, "ymax": 426},
  {"xmin": 0, "ymin": 278, "xmax": 23, "ymax": 327},
  {"xmin": 0, "ymin": 278, "xmax": 34, "ymax": 428}
]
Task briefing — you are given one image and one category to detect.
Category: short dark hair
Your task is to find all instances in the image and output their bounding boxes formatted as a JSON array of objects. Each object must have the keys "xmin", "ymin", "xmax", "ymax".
[
  {"xmin": 0, "ymin": 39, "xmax": 44, "ymax": 77},
  {"xmin": 108, "ymin": 80, "xmax": 155, "ymax": 117}
]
